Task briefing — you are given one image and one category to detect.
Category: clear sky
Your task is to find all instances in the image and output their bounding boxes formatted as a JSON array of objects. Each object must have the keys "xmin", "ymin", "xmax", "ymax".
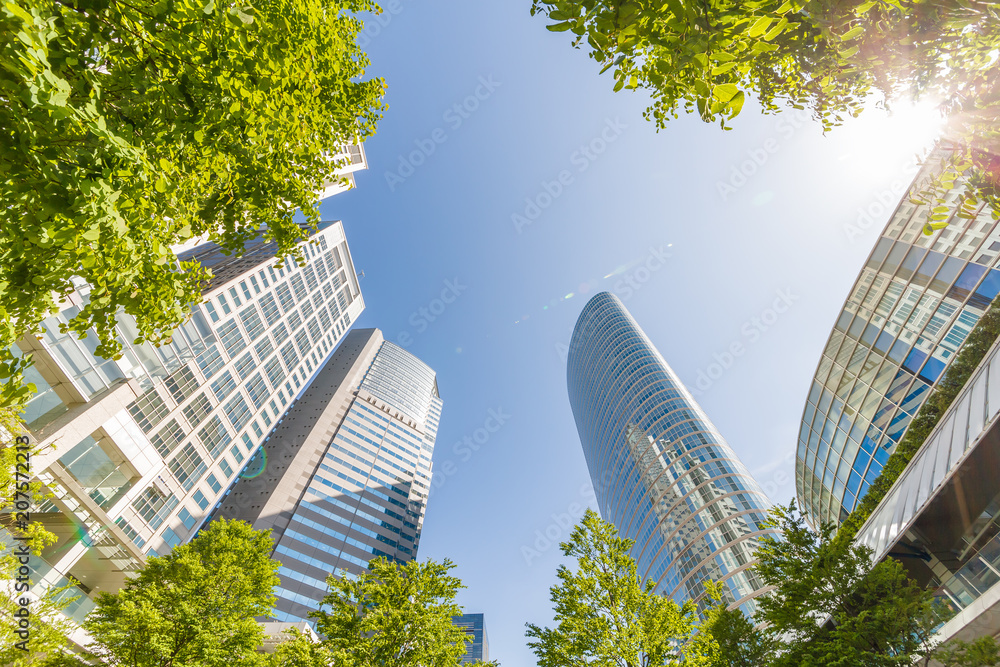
[{"xmin": 317, "ymin": 2, "xmax": 942, "ymax": 665}]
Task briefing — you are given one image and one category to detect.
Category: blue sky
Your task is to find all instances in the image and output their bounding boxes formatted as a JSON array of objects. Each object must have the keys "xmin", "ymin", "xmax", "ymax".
[{"xmin": 317, "ymin": 2, "xmax": 941, "ymax": 664}]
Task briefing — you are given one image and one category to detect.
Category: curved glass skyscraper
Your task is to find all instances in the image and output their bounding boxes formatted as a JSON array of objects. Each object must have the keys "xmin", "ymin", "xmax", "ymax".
[
  {"xmin": 796, "ymin": 146, "xmax": 1000, "ymax": 529},
  {"xmin": 567, "ymin": 292, "xmax": 777, "ymax": 614}
]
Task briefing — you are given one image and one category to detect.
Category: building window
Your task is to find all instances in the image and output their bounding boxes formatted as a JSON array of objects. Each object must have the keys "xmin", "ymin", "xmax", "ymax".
[
  {"xmin": 128, "ymin": 388, "xmax": 169, "ymax": 434},
  {"xmin": 218, "ymin": 293, "xmax": 232, "ymax": 315},
  {"xmin": 192, "ymin": 490, "xmax": 209, "ymax": 511},
  {"xmin": 168, "ymin": 443, "xmax": 208, "ymax": 491},
  {"xmin": 217, "ymin": 320, "xmax": 247, "ymax": 357},
  {"xmin": 162, "ymin": 526, "xmax": 182, "ymax": 550},
  {"xmin": 182, "ymin": 393, "xmax": 212, "ymax": 428},
  {"xmin": 254, "ymin": 336, "xmax": 274, "ymax": 361},
  {"xmin": 219, "ymin": 458, "xmax": 234, "ymax": 480},
  {"xmin": 295, "ymin": 330, "xmax": 311, "ymax": 357},
  {"xmin": 204, "ymin": 302, "xmax": 220, "ymax": 323},
  {"xmin": 280, "ymin": 342, "xmax": 299, "ymax": 371},
  {"xmin": 115, "ymin": 517, "xmax": 146, "ymax": 548},
  {"xmin": 206, "ymin": 474, "xmax": 222, "ymax": 494},
  {"xmin": 233, "ymin": 353, "xmax": 256, "ymax": 380},
  {"xmin": 165, "ymin": 365, "xmax": 199, "ymax": 403},
  {"xmin": 303, "ymin": 265, "xmax": 318, "ymax": 292},
  {"xmin": 230, "ymin": 444, "xmax": 245, "ymax": 464},
  {"xmin": 240, "ymin": 281, "xmax": 253, "ymax": 301},
  {"xmin": 150, "ymin": 419, "xmax": 185, "ymax": 457},
  {"xmin": 287, "ymin": 309, "xmax": 302, "ymax": 332},
  {"xmin": 178, "ymin": 507, "xmax": 197, "ymax": 530},
  {"xmin": 290, "ymin": 274, "xmax": 307, "ymax": 301},
  {"xmin": 224, "ymin": 394, "xmax": 253, "ymax": 431},
  {"xmin": 132, "ymin": 487, "xmax": 178, "ymax": 530},
  {"xmin": 272, "ymin": 322, "xmax": 289, "ymax": 345},
  {"xmin": 239, "ymin": 305, "xmax": 265, "ymax": 342},
  {"xmin": 228, "ymin": 286, "xmax": 243, "ymax": 307},
  {"xmin": 198, "ymin": 416, "xmax": 232, "ymax": 457},
  {"xmin": 276, "ymin": 283, "xmax": 295, "ymax": 311},
  {"xmin": 211, "ymin": 370, "xmax": 237, "ymax": 401},
  {"xmin": 259, "ymin": 293, "xmax": 281, "ymax": 325},
  {"xmin": 249, "ymin": 275, "xmax": 262, "ymax": 294},
  {"xmin": 196, "ymin": 344, "xmax": 224, "ymax": 379},
  {"xmin": 245, "ymin": 373, "xmax": 269, "ymax": 408}
]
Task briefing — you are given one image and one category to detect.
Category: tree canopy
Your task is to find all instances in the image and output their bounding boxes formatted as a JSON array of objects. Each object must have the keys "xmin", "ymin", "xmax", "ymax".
[
  {"xmin": 529, "ymin": 0, "xmax": 1000, "ymax": 220},
  {"xmin": 525, "ymin": 509, "xmax": 701, "ymax": 667},
  {"xmin": 77, "ymin": 518, "xmax": 280, "ymax": 667},
  {"xmin": 0, "ymin": 0, "xmax": 385, "ymax": 407},
  {"xmin": 312, "ymin": 556, "xmax": 494, "ymax": 667}
]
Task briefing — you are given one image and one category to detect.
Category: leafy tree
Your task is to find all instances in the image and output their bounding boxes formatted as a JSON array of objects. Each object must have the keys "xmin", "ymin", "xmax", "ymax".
[
  {"xmin": 0, "ymin": 405, "xmax": 75, "ymax": 667},
  {"xmin": 932, "ymin": 636, "xmax": 1000, "ymax": 667},
  {"xmin": 688, "ymin": 582, "xmax": 775, "ymax": 667},
  {"xmin": 0, "ymin": 0, "xmax": 385, "ymax": 407},
  {"xmin": 528, "ymin": 0, "xmax": 1000, "ymax": 218},
  {"xmin": 525, "ymin": 509, "xmax": 701, "ymax": 667},
  {"xmin": 753, "ymin": 503, "xmax": 940, "ymax": 667},
  {"xmin": 312, "ymin": 556, "xmax": 493, "ymax": 667},
  {"xmin": 75, "ymin": 518, "xmax": 280, "ymax": 667}
]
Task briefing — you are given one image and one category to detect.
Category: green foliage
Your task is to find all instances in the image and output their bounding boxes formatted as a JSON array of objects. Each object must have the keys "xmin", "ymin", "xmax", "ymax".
[
  {"xmin": 754, "ymin": 503, "xmax": 939, "ymax": 667},
  {"xmin": 691, "ymin": 582, "xmax": 775, "ymax": 667},
  {"xmin": 80, "ymin": 518, "xmax": 280, "ymax": 667},
  {"xmin": 0, "ymin": 404, "xmax": 76, "ymax": 667},
  {"xmin": 312, "ymin": 557, "xmax": 491, "ymax": 667},
  {"xmin": 525, "ymin": 509, "xmax": 701, "ymax": 667},
  {"xmin": 0, "ymin": 0, "xmax": 385, "ymax": 407},
  {"xmin": 841, "ymin": 293, "xmax": 1000, "ymax": 540},
  {"xmin": 934, "ymin": 636, "xmax": 1000, "ymax": 667},
  {"xmin": 529, "ymin": 0, "xmax": 1000, "ymax": 230}
]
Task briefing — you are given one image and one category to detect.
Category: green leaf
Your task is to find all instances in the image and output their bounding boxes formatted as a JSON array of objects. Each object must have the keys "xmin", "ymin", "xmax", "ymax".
[
  {"xmin": 712, "ymin": 83, "xmax": 740, "ymax": 102},
  {"xmin": 158, "ymin": 158, "xmax": 170, "ymax": 170},
  {"xmin": 547, "ymin": 21, "xmax": 573, "ymax": 31},
  {"xmin": 748, "ymin": 16, "xmax": 772, "ymax": 38},
  {"xmin": 155, "ymin": 178, "xmax": 166, "ymax": 193},
  {"xmin": 202, "ymin": 0, "xmax": 214, "ymax": 12},
  {"xmin": 841, "ymin": 25, "xmax": 864, "ymax": 41}
]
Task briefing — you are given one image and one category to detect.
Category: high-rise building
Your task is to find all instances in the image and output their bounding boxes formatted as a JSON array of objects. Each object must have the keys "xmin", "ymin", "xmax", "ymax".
[
  {"xmin": 567, "ymin": 292, "xmax": 778, "ymax": 615},
  {"xmin": 797, "ymin": 146, "xmax": 1000, "ymax": 529},
  {"xmin": 211, "ymin": 328, "xmax": 440, "ymax": 622},
  {"xmin": 452, "ymin": 613, "xmax": 489, "ymax": 665},
  {"xmin": 14, "ymin": 221, "xmax": 363, "ymax": 625}
]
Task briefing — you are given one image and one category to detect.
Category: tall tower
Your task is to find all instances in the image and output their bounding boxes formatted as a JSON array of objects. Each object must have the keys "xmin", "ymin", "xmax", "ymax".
[
  {"xmin": 15, "ymin": 221, "xmax": 363, "ymax": 624},
  {"xmin": 211, "ymin": 328, "xmax": 440, "ymax": 622},
  {"xmin": 567, "ymin": 292, "xmax": 778, "ymax": 615}
]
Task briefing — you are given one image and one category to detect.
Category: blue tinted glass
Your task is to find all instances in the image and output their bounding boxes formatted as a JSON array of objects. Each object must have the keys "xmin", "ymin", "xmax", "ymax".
[
  {"xmin": 874, "ymin": 331, "xmax": 894, "ymax": 355},
  {"xmin": 889, "ymin": 339, "xmax": 910, "ymax": 363},
  {"xmin": 920, "ymin": 356, "xmax": 946, "ymax": 384},
  {"xmin": 948, "ymin": 263, "xmax": 987, "ymax": 302},
  {"xmin": 903, "ymin": 348, "xmax": 927, "ymax": 374}
]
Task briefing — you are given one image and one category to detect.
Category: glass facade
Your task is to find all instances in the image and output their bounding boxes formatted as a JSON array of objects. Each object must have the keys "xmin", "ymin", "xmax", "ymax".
[
  {"xmin": 19, "ymin": 222, "xmax": 366, "ymax": 623},
  {"xmin": 452, "ymin": 613, "xmax": 489, "ymax": 664},
  {"xmin": 214, "ymin": 332, "xmax": 440, "ymax": 623},
  {"xmin": 797, "ymin": 146, "xmax": 1000, "ymax": 528},
  {"xmin": 567, "ymin": 292, "xmax": 777, "ymax": 614}
]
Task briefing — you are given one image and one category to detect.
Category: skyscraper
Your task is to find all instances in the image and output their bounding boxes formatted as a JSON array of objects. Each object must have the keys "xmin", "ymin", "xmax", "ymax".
[
  {"xmin": 567, "ymin": 292, "xmax": 778, "ymax": 614},
  {"xmin": 797, "ymin": 145, "xmax": 1000, "ymax": 529},
  {"xmin": 211, "ymin": 328, "xmax": 440, "ymax": 622},
  {"xmin": 452, "ymin": 613, "xmax": 490, "ymax": 664},
  {"xmin": 15, "ymin": 221, "xmax": 363, "ymax": 624}
]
